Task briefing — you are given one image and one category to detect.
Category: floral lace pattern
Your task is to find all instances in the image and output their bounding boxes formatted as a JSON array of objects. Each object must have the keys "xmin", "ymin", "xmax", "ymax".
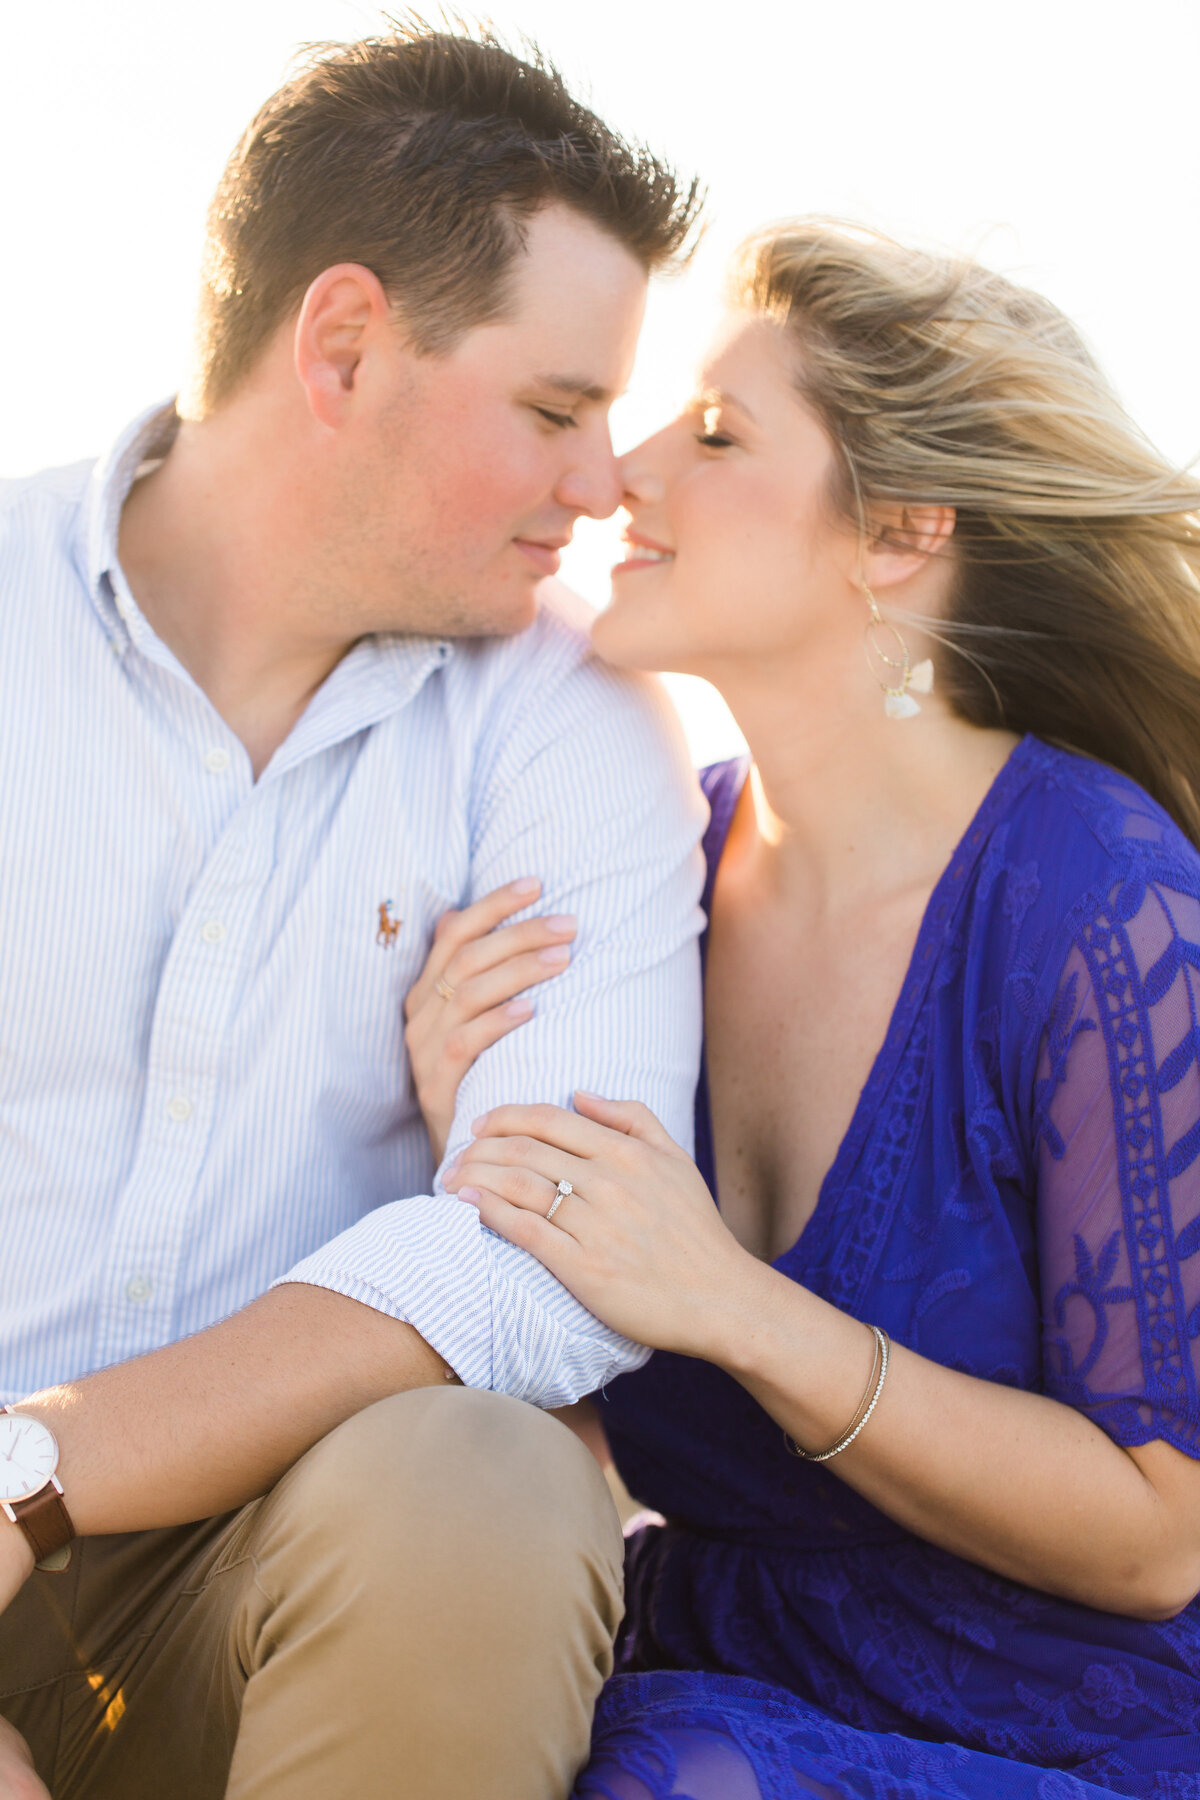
[
  {"xmin": 1038, "ymin": 879, "xmax": 1200, "ymax": 1455},
  {"xmin": 576, "ymin": 741, "xmax": 1200, "ymax": 1800}
]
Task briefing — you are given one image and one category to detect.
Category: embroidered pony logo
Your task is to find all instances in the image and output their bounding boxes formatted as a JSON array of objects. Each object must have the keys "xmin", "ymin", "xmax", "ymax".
[{"xmin": 376, "ymin": 899, "xmax": 402, "ymax": 948}]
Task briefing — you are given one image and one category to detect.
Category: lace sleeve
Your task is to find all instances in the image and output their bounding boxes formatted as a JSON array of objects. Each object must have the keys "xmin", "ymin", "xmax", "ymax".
[{"xmin": 1035, "ymin": 875, "xmax": 1200, "ymax": 1455}]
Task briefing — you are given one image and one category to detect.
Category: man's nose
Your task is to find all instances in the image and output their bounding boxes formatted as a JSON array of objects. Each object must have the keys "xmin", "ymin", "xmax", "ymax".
[{"xmin": 555, "ymin": 434, "xmax": 624, "ymax": 521}]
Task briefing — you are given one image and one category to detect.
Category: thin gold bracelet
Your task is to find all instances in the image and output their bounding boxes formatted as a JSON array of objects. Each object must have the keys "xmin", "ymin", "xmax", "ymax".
[
  {"xmin": 789, "ymin": 1326, "xmax": 879, "ymax": 1458},
  {"xmin": 785, "ymin": 1326, "xmax": 890, "ymax": 1463}
]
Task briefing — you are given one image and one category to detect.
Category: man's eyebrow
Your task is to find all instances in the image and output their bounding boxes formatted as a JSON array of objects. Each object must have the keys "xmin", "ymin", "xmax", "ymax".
[{"xmin": 533, "ymin": 373, "xmax": 616, "ymax": 404}]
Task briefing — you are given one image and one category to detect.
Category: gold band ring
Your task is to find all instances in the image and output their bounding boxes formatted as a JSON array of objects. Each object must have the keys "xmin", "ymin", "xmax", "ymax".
[
  {"xmin": 434, "ymin": 975, "xmax": 455, "ymax": 1002},
  {"xmin": 546, "ymin": 1179, "xmax": 573, "ymax": 1223}
]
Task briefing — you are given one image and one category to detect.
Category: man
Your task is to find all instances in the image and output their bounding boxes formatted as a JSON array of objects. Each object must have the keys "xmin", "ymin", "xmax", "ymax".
[{"xmin": 0, "ymin": 23, "xmax": 704, "ymax": 1799}]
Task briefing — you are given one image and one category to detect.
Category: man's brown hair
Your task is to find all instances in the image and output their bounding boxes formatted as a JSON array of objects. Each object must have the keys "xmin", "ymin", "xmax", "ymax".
[{"xmin": 190, "ymin": 17, "xmax": 702, "ymax": 412}]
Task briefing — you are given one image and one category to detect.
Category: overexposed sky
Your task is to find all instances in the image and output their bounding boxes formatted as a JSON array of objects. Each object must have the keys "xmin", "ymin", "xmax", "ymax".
[{"xmin": 3, "ymin": 0, "xmax": 1198, "ymax": 760}]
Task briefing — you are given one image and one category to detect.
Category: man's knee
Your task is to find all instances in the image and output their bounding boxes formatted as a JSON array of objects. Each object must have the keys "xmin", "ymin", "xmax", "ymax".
[
  {"xmin": 230, "ymin": 1392, "xmax": 621, "ymax": 1797},
  {"xmin": 263, "ymin": 1385, "xmax": 624, "ymax": 1594}
]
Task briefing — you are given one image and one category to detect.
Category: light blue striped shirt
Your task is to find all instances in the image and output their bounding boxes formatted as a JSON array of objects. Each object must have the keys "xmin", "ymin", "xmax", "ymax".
[{"xmin": 0, "ymin": 405, "xmax": 705, "ymax": 1409}]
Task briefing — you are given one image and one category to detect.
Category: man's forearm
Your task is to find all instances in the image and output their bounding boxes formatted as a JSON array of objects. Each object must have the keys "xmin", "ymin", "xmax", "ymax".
[{"xmin": 4, "ymin": 1285, "xmax": 448, "ymax": 1540}]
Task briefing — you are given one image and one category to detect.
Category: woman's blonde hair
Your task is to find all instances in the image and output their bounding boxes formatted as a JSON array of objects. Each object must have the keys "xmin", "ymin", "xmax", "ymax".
[{"xmin": 732, "ymin": 221, "xmax": 1200, "ymax": 842}]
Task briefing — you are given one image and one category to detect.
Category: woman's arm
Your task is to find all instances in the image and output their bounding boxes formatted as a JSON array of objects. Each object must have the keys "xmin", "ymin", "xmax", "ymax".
[
  {"xmin": 730, "ymin": 1264, "xmax": 1199, "ymax": 1621},
  {"xmin": 449, "ymin": 1095, "xmax": 1200, "ymax": 1620}
]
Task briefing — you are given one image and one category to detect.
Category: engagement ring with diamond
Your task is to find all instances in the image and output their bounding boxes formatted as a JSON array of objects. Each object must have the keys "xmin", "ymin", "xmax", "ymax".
[{"xmin": 546, "ymin": 1179, "xmax": 572, "ymax": 1222}]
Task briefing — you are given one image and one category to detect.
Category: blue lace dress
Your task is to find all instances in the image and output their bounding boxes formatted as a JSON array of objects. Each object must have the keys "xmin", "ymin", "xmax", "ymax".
[{"xmin": 573, "ymin": 738, "xmax": 1200, "ymax": 1800}]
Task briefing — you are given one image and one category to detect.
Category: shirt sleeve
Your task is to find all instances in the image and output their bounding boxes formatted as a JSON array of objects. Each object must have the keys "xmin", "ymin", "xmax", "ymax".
[
  {"xmin": 1035, "ymin": 873, "xmax": 1200, "ymax": 1457},
  {"xmin": 276, "ymin": 627, "xmax": 707, "ymax": 1407}
]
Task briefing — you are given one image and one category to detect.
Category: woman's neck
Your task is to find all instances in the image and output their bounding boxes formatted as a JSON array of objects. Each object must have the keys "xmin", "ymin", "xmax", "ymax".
[{"xmin": 711, "ymin": 660, "xmax": 1019, "ymax": 915}]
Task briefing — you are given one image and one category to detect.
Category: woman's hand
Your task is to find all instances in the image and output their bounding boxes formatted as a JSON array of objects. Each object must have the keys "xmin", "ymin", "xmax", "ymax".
[
  {"xmin": 444, "ymin": 1092, "xmax": 766, "ymax": 1359},
  {"xmin": 404, "ymin": 879, "xmax": 576, "ymax": 1165},
  {"xmin": 447, "ymin": 1102, "xmax": 1200, "ymax": 1623}
]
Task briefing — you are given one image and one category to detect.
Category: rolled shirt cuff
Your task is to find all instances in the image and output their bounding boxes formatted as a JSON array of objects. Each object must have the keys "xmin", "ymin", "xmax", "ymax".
[{"xmin": 274, "ymin": 1192, "xmax": 650, "ymax": 1408}]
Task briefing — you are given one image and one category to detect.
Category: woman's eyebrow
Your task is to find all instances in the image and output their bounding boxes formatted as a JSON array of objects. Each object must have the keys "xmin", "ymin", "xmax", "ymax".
[{"xmin": 693, "ymin": 386, "xmax": 758, "ymax": 423}]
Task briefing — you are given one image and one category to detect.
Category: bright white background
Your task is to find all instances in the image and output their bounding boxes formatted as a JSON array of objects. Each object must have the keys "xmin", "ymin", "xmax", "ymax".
[{"xmin": 3, "ymin": 0, "xmax": 1198, "ymax": 762}]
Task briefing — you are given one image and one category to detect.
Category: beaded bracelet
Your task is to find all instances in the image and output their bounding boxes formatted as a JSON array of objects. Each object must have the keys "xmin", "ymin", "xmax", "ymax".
[{"xmin": 785, "ymin": 1325, "xmax": 890, "ymax": 1463}]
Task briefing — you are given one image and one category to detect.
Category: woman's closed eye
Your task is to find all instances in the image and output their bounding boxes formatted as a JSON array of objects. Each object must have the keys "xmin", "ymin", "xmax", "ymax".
[
  {"xmin": 695, "ymin": 403, "xmax": 735, "ymax": 449},
  {"xmin": 533, "ymin": 407, "xmax": 579, "ymax": 429}
]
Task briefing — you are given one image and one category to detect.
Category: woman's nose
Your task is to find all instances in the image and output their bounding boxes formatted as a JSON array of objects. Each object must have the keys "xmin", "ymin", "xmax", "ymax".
[{"xmin": 617, "ymin": 445, "xmax": 666, "ymax": 509}]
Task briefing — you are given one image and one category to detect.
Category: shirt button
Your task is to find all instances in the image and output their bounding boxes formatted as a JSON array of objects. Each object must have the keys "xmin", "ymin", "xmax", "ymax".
[
  {"xmin": 166, "ymin": 1095, "xmax": 193, "ymax": 1123},
  {"xmin": 204, "ymin": 747, "xmax": 231, "ymax": 773},
  {"xmin": 125, "ymin": 1275, "xmax": 153, "ymax": 1304},
  {"xmin": 200, "ymin": 919, "xmax": 226, "ymax": 945}
]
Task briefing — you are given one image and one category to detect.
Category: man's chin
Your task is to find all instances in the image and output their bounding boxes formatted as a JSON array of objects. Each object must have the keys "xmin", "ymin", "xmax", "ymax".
[{"xmin": 419, "ymin": 584, "xmax": 541, "ymax": 642}]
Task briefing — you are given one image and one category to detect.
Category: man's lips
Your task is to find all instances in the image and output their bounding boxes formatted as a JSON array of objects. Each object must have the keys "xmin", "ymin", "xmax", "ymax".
[{"xmin": 513, "ymin": 538, "xmax": 566, "ymax": 575}]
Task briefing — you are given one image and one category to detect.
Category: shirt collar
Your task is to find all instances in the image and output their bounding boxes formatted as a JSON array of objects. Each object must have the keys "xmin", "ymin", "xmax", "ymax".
[{"xmin": 80, "ymin": 400, "xmax": 180, "ymax": 648}]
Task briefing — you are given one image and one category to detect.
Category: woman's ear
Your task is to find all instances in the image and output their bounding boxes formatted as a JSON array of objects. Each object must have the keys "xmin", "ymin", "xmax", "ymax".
[{"xmin": 863, "ymin": 502, "xmax": 956, "ymax": 596}]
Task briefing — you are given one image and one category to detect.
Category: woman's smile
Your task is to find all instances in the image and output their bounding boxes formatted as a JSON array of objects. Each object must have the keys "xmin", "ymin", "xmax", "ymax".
[{"xmin": 613, "ymin": 529, "xmax": 676, "ymax": 574}]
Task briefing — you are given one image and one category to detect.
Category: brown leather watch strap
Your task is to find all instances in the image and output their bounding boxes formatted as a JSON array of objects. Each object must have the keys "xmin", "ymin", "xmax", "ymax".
[{"xmin": 11, "ymin": 1484, "xmax": 76, "ymax": 1566}]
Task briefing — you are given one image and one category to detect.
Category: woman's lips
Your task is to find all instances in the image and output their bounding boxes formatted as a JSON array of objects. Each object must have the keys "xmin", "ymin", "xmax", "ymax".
[
  {"xmin": 513, "ymin": 539, "xmax": 563, "ymax": 576},
  {"xmin": 613, "ymin": 535, "xmax": 675, "ymax": 576}
]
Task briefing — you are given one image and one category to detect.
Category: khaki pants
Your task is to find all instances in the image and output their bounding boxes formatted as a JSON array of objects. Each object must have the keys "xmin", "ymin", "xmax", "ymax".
[{"xmin": 0, "ymin": 1387, "xmax": 624, "ymax": 1799}]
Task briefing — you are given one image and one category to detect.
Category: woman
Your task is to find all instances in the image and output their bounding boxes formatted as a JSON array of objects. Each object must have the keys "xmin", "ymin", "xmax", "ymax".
[{"xmin": 417, "ymin": 223, "xmax": 1200, "ymax": 1796}]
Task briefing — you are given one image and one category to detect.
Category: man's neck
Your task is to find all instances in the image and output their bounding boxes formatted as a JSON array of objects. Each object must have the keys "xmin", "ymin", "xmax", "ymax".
[{"xmin": 117, "ymin": 409, "xmax": 356, "ymax": 778}]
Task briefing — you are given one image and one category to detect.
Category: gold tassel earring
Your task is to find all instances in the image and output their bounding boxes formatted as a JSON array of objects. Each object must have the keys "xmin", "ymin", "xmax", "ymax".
[{"xmin": 861, "ymin": 582, "xmax": 934, "ymax": 719}]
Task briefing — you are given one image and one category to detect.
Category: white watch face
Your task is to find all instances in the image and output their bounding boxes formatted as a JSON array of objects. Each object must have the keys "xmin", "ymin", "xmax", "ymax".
[{"xmin": 0, "ymin": 1414, "xmax": 58, "ymax": 1505}]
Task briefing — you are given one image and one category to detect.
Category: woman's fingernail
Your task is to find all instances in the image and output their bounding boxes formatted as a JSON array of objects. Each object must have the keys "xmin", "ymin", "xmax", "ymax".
[
  {"xmin": 511, "ymin": 877, "xmax": 540, "ymax": 896},
  {"xmin": 538, "ymin": 944, "xmax": 571, "ymax": 966},
  {"xmin": 575, "ymin": 1089, "xmax": 604, "ymax": 1102},
  {"xmin": 472, "ymin": 1115, "xmax": 489, "ymax": 1134},
  {"xmin": 504, "ymin": 998, "xmax": 534, "ymax": 1019},
  {"xmin": 545, "ymin": 914, "xmax": 577, "ymax": 935},
  {"xmin": 458, "ymin": 1186, "xmax": 481, "ymax": 1204}
]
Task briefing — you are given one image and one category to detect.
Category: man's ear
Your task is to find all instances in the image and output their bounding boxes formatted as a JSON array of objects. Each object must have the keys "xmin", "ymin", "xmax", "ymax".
[
  {"xmin": 293, "ymin": 263, "xmax": 394, "ymax": 428},
  {"xmin": 862, "ymin": 502, "xmax": 956, "ymax": 596}
]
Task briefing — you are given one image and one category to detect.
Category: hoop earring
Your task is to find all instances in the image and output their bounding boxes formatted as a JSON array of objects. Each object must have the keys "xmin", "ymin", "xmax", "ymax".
[{"xmin": 860, "ymin": 582, "xmax": 934, "ymax": 720}]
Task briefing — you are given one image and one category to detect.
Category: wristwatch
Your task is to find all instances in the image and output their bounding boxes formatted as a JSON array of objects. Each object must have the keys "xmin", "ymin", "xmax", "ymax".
[{"xmin": 0, "ymin": 1406, "xmax": 75, "ymax": 1570}]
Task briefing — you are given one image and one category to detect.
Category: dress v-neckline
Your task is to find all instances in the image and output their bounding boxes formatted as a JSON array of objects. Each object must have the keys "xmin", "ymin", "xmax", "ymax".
[{"xmin": 695, "ymin": 737, "xmax": 1039, "ymax": 1273}]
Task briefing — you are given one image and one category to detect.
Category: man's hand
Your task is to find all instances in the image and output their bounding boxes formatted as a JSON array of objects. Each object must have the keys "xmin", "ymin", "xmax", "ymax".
[
  {"xmin": 0, "ymin": 1528, "xmax": 43, "ymax": 1796},
  {"xmin": 0, "ymin": 1716, "xmax": 50, "ymax": 1799},
  {"xmin": 0, "ymin": 1527, "xmax": 33, "ymax": 1617}
]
